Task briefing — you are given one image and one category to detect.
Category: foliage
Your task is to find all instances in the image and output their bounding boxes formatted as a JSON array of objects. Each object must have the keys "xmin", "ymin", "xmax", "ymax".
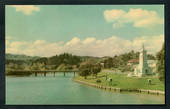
[
  {"xmin": 156, "ymin": 44, "xmax": 165, "ymax": 82},
  {"xmin": 6, "ymin": 53, "xmax": 40, "ymax": 61},
  {"xmin": 57, "ymin": 64, "xmax": 73, "ymax": 70},
  {"xmin": 147, "ymin": 54, "xmax": 156, "ymax": 60},
  {"xmin": 96, "ymin": 79, "xmax": 102, "ymax": 83},
  {"xmin": 79, "ymin": 62, "xmax": 91, "ymax": 79},
  {"xmin": 118, "ymin": 65, "xmax": 133, "ymax": 72},
  {"xmin": 6, "ymin": 53, "xmax": 81, "ymax": 71},
  {"xmin": 79, "ymin": 59, "xmax": 101, "ymax": 79},
  {"xmin": 103, "ymin": 50, "xmax": 139, "ymax": 69},
  {"xmin": 103, "ymin": 50, "xmax": 155, "ymax": 72},
  {"xmin": 6, "ymin": 59, "xmax": 30, "ymax": 70},
  {"xmin": 5, "ymin": 50, "xmax": 156, "ymax": 74},
  {"xmin": 91, "ymin": 63, "xmax": 101, "ymax": 78}
]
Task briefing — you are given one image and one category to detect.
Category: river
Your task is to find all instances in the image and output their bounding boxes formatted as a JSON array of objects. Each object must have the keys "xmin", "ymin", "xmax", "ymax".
[{"xmin": 6, "ymin": 73, "xmax": 165, "ymax": 104}]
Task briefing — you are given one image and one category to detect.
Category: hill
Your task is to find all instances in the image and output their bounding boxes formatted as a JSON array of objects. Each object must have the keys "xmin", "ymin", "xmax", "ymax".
[{"xmin": 6, "ymin": 53, "xmax": 40, "ymax": 61}]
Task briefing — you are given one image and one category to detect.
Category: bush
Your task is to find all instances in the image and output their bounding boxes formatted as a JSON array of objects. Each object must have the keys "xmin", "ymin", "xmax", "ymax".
[{"xmin": 96, "ymin": 79, "xmax": 101, "ymax": 83}]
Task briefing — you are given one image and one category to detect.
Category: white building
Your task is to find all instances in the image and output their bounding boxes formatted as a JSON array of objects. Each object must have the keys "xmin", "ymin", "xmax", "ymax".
[
  {"xmin": 128, "ymin": 44, "xmax": 153, "ymax": 77},
  {"xmin": 147, "ymin": 60, "xmax": 157, "ymax": 74}
]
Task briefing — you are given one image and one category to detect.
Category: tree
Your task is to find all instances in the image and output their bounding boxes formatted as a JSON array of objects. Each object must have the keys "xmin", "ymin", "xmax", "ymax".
[
  {"xmin": 156, "ymin": 44, "xmax": 164, "ymax": 82},
  {"xmin": 92, "ymin": 63, "xmax": 101, "ymax": 78},
  {"xmin": 79, "ymin": 59, "xmax": 101, "ymax": 79},
  {"xmin": 79, "ymin": 62, "xmax": 91, "ymax": 79},
  {"xmin": 104, "ymin": 58, "xmax": 113, "ymax": 68},
  {"xmin": 147, "ymin": 54, "xmax": 156, "ymax": 60},
  {"xmin": 30, "ymin": 63, "xmax": 39, "ymax": 70}
]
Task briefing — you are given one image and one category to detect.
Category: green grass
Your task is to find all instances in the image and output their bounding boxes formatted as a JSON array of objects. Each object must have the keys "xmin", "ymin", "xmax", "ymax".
[{"xmin": 74, "ymin": 72, "xmax": 165, "ymax": 91}]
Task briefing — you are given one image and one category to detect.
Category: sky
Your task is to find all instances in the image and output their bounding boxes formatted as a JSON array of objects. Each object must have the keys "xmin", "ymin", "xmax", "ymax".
[{"xmin": 6, "ymin": 5, "xmax": 164, "ymax": 57}]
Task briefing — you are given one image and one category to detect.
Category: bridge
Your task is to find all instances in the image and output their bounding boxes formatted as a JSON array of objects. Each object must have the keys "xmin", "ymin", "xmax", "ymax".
[{"xmin": 6, "ymin": 70, "xmax": 79, "ymax": 77}]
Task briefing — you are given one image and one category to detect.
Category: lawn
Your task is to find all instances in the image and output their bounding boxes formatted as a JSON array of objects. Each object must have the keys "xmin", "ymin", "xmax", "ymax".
[{"xmin": 74, "ymin": 72, "xmax": 165, "ymax": 91}]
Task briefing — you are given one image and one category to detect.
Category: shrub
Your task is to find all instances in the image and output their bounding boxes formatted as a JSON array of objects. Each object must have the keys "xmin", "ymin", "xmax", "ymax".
[{"xmin": 96, "ymin": 79, "xmax": 101, "ymax": 83}]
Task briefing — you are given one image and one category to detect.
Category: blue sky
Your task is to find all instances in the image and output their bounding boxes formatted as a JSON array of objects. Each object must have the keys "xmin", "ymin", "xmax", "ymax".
[{"xmin": 6, "ymin": 5, "xmax": 164, "ymax": 57}]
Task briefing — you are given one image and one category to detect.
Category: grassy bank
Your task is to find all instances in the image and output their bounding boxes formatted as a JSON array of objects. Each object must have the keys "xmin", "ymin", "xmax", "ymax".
[{"xmin": 73, "ymin": 72, "xmax": 164, "ymax": 91}]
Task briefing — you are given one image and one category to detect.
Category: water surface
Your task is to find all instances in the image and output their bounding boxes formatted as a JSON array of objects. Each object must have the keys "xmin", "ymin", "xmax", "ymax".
[{"xmin": 6, "ymin": 73, "xmax": 165, "ymax": 104}]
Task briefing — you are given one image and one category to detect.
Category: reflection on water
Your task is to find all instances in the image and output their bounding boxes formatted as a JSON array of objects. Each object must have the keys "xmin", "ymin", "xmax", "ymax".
[{"xmin": 6, "ymin": 73, "xmax": 165, "ymax": 104}]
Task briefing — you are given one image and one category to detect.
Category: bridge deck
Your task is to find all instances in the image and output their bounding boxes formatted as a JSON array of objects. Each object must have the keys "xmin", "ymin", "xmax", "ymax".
[
  {"xmin": 6, "ymin": 70, "xmax": 79, "ymax": 73},
  {"xmin": 6, "ymin": 70, "xmax": 79, "ymax": 77}
]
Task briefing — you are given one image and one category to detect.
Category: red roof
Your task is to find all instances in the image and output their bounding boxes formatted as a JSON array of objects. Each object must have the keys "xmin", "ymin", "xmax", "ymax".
[{"xmin": 128, "ymin": 59, "xmax": 139, "ymax": 63}]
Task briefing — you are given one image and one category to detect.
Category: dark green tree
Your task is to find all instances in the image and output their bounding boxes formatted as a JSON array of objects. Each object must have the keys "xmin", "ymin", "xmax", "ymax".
[
  {"xmin": 79, "ymin": 59, "xmax": 101, "ymax": 79},
  {"xmin": 147, "ymin": 54, "xmax": 156, "ymax": 60},
  {"xmin": 156, "ymin": 44, "xmax": 165, "ymax": 82},
  {"xmin": 104, "ymin": 58, "xmax": 113, "ymax": 68},
  {"xmin": 79, "ymin": 62, "xmax": 91, "ymax": 79},
  {"xmin": 92, "ymin": 63, "xmax": 101, "ymax": 78}
]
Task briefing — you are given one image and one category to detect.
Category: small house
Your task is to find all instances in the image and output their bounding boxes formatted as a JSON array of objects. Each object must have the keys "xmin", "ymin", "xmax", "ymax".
[{"xmin": 127, "ymin": 59, "xmax": 139, "ymax": 66}]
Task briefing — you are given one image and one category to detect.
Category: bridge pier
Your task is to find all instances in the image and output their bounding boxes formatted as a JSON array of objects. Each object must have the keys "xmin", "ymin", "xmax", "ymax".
[
  {"xmin": 74, "ymin": 72, "xmax": 75, "ymax": 77},
  {"xmin": 7, "ymin": 70, "xmax": 79, "ymax": 77},
  {"xmin": 44, "ymin": 72, "xmax": 46, "ymax": 77},
  {"xmin": 53, "ymin": 72, "xmax": 55, "ymax": 77},
  {"xmin": 35, "ymin": 72, "xmax": 37, "ymax": 77}
]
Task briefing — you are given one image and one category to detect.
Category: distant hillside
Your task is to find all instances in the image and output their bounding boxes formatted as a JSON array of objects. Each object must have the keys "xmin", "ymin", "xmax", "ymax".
[
  {"xmin": 6, "ymin": 53, "xmax": 40, "ymax": 61},
  {"xmin": 80, "ymin": 56, "xmax": 100, "ymax": 61}
]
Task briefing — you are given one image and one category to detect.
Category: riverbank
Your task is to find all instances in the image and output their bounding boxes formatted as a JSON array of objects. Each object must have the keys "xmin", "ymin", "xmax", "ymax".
[{"xmin": 73, "ymin": 72, "xmax": 165, "ymax": 95}]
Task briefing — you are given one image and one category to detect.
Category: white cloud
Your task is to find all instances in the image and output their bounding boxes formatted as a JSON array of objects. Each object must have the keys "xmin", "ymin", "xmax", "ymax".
[
  {"xmin": 104, "ymin": 8, "xmax": 163, "ymax": 28},
  {"xmin": 132, "ymin": 34, "xmax": 164, "ymax": 54},
  {"xmin": 6, "ymin": 35, "xmax": 164, "ymax": 57},
  {"xmin": 9, "ymin": 5, "xmax": 40, "ymax": 15},
  {"xmin": 83, "ymin": 37, "xmax": 96, "ymax": 44},
  {"xmin": 66, "ymin": 37, "xmax": 80, "ymax": 46}
]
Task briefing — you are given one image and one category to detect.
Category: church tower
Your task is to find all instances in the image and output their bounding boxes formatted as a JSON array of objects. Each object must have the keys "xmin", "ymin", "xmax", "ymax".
[
  {"xmin": 133, "ymin": 44, "xmax": 152, "ymax": 77},
  {"xmin": 139, "ymin": 44, "xmax": 148, "ymax": 74},
  {"xmin": 138, "ymin": 44, "xmax": 152, "ymax": 76}
]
